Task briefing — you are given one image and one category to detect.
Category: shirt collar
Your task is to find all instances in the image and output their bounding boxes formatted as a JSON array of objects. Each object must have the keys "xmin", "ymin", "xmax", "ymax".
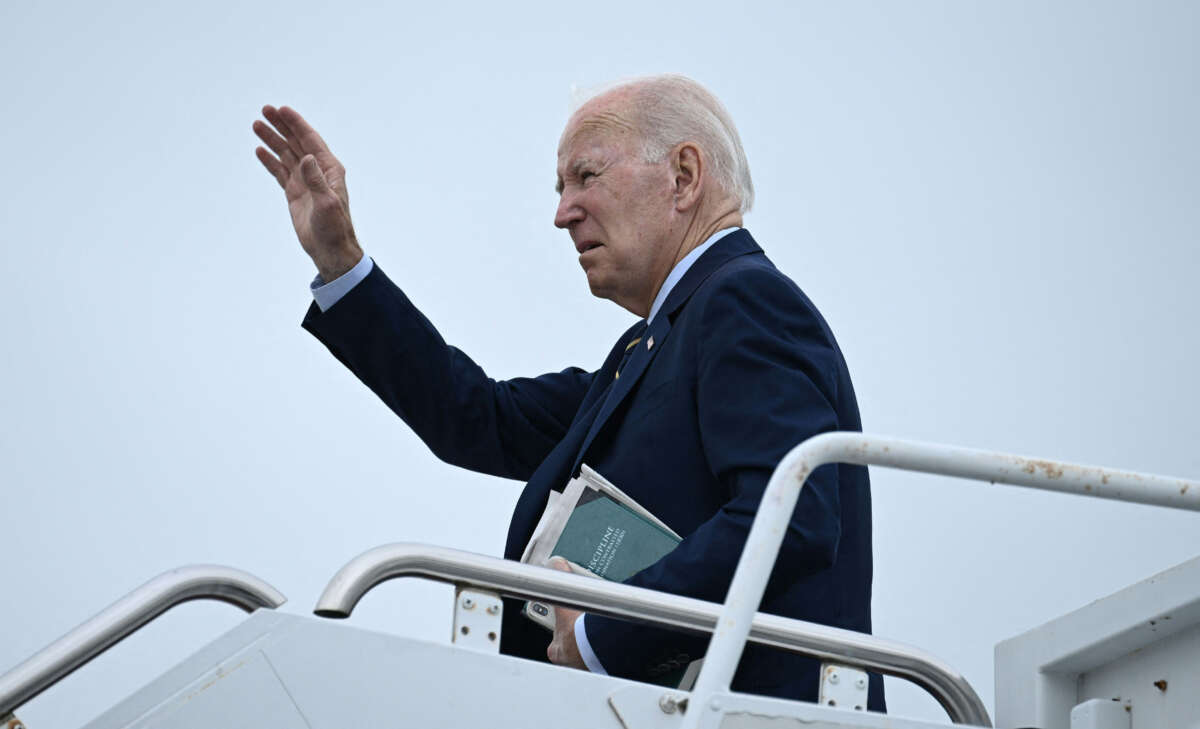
[{"xmin": 646, "ymin": 227, "xmax": 741, "ymax": 324}]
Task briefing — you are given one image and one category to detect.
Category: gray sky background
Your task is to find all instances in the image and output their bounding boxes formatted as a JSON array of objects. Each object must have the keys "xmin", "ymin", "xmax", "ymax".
[{"xmin": 2, "ymin": 1, "xmax": 1197, "ymax": 726}]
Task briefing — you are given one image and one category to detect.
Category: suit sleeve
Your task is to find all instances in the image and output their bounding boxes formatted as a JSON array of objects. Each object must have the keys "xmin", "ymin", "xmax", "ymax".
[
  {"xmin": 302, "ymin": 261, "xmax": 593, "ymax": 481},
  {"xmin": 583, "ymin": 267, "xmax": 843, "ymax": 680}
]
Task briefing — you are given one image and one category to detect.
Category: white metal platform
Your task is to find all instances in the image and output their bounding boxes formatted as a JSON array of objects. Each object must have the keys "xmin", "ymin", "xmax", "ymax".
[{"xmin": 78, "ymin": 610, "xmax": 978, "ymax": 729}]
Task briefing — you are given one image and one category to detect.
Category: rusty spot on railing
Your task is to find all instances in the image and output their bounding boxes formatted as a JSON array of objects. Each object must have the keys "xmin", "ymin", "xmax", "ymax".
[{"xmin": 1022, "ymin": 460, "xmax": 1064, "ymax": 479}]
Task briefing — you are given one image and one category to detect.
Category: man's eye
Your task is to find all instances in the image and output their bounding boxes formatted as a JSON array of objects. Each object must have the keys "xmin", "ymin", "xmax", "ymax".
[{"xmin": 580, "ymin": 171, "xmax": 596, "ymax": 182}]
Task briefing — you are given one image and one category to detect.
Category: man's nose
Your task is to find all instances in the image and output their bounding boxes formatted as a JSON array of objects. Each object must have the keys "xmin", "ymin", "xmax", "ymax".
[{"xmin": 554, "ymin": 192, "xmax": 584, "ymax": 229}]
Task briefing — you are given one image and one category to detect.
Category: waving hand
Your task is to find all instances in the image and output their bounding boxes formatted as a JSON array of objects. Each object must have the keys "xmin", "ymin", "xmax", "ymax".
[{"xmin": 254, "ymin": 105, "xmax": 363, "ymax": 281}]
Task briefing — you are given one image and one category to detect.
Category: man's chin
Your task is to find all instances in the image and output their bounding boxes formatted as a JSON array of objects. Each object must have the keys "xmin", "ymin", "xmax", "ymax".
[
  {"xmin": 584, "ymin": 270, "xmax": 611, "ymax": 299},
  {"xmin": 584, "ymin": 276, "xmax": 642, "ymax": 316}
]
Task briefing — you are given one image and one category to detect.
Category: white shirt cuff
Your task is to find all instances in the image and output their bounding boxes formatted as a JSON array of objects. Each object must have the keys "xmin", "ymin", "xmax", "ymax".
[
  {"xmin": 311, "ymin": 253, "xmax": 373, "ymax": 312},
  {"xmin": 574, "ymin": 614, "xmax": 607, "ymax": 674}
]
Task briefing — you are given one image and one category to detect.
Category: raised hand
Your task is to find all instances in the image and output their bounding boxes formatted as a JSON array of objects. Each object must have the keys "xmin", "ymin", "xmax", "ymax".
[{"xmin": 254, "ymin": 105, "xmax": 363, "ymax": 281}]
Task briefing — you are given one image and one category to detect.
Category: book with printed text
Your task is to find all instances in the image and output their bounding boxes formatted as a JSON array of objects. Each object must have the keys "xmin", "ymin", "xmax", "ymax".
[{"xmin": 519, "ymin": 466, "xmax": 701, "ymax": 688}]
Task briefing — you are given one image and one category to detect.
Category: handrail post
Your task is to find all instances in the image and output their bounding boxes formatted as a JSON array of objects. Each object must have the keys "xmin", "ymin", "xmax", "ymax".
[
  {"xmin": 681, "ymin": 432, "xmax": 1199, "ymax": 729},
  {"xmin": 682, "ymin": 434, "xmax": 847, "ymax": 726}
]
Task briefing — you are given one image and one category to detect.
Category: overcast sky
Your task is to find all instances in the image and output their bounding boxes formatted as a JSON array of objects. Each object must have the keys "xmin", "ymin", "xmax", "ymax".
[{"xmin": 2, "ymin": 1, "xmax": 1197, "ymax": 726}]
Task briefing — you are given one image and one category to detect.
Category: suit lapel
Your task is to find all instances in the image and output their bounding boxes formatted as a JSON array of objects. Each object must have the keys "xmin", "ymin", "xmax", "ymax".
[
  {"xmin": 569, "ymin": 229, "xmax": 764, "ymax": 474},
  {"xmin": 572, "ymin": 314, "xmax": 671, "ymax": 474}
]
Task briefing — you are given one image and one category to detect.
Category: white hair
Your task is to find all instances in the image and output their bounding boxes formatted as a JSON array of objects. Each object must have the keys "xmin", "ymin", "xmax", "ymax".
[{"xmin": 570, "ymin": 74, "xmax": 755, "ymax": 213}]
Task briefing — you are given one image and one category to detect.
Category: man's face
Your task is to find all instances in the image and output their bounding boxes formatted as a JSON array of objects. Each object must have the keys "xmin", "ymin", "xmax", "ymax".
[{"xmin": 554, "ymin": 103, "xmax": 678, "ymax": 316}]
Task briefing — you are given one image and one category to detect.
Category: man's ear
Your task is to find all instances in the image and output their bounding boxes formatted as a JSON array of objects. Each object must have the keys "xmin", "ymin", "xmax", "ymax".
[{"xmin": 672, "ymin": 142, "xmax": 703, "ymax": 211}]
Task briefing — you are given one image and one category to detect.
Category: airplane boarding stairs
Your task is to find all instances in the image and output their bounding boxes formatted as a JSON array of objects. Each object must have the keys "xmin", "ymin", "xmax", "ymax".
[{"xmin": 2, "ymin": 433, "xmax": 1198, "ymax": 729}]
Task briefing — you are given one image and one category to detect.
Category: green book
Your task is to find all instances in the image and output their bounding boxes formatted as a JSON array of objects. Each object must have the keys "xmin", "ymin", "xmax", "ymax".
[
  {"xmin": 550, "ymin": 488, "xmax": 679, "ymax": 581},
  {"xmin": 520, "ymin": 466, "xmax": 700, "ymax": 688}
]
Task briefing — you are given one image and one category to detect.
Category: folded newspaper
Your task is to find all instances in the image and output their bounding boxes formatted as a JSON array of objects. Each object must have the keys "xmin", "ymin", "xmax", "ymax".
[{"xmin": 520, "ymin": 465, "xmax": 701, "ymax": 688}]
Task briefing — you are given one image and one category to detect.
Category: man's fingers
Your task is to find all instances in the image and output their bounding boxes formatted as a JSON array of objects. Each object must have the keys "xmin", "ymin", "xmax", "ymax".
[
  {"xmin": 544, "ymin": 570, "xmax": 584, "ymax": 670},
  {"xmin": 255, "ymin": 146, "xmax": 288, "ymax": 189},
  {"xmin": 262, "ymin": 105, "xmax": 306, "ymax": 160},
  {"xmin": 547, "ymin": 612, "xmax": 571, "ymax": 664},
  {"xmin": 553, "ymin": 603, "xmax": 574, "ymax": 634},
  {"xmin": 278, "ymin": 105, "xmax": 334, "ymax": 157},
  {"xmin": 253, "ymin": 119, "xmax": 298, "ymax": 166},
  {"xmin": 300, "ymin": 154, "xmax": 332, "ymax": 194},
  {"xmin": 546, "ymin": 558, "xmax": 582, "ymax": 637}
]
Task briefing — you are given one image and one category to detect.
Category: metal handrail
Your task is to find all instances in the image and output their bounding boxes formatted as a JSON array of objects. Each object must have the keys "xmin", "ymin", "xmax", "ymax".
[
  {"xmin": 314, "ymin": 542, "xmax": 992, "ymax": 726},
  {"xmin": 684, "ymin": 432, "xmax": 1200, "ymax": 729},
  {"xmin": 0, "ymin": 565, "xmax": 286, "ymax": 717}
]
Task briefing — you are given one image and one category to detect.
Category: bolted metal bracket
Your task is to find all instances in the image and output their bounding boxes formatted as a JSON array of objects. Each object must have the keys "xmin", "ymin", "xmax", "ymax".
[
  {"xmin": 4, "ymin": 714, "xmax": 28, "ymax": 729},
  {"xmin": 451, "ymin": 587, "xmax": 502, "ymax": 654},
  {"xmin": 658, "ymin": 692, "xmax": 688, "ymax": 715},
  {"xmin": 818, "ymin": 663, "xmax": 869, "ymax": 712},
  {"xmin": 608, "ymin": 687, "xmax": 688, "ymax": 729}
]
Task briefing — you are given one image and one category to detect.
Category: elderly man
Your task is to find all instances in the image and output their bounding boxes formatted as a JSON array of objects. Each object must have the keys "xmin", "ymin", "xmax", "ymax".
[{"xmin": 253, "ymin": 75, "xmax": 883, "ymax": 709}]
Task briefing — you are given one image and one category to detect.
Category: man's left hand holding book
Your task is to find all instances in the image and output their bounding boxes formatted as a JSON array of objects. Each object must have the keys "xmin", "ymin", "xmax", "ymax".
[{"xmin": 545, "ymin": 557, "xmax": 586, "ymax": 669}]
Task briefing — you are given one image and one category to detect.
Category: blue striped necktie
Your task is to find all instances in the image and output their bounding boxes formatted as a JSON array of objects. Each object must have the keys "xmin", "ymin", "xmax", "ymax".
[{"xmin": 615, "ymin": 321, "xmax": 648, "ymax": 380}]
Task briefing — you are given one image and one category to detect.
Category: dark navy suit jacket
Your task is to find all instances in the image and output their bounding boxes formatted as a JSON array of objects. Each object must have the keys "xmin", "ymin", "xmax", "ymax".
[{"xmin": 302, "ymin": 230, "xmax": 883, "ymax": 709}]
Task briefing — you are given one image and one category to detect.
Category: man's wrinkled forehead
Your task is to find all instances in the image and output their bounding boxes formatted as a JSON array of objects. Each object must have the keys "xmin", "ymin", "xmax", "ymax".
[
  {"xmin": 555, "ymin": 106, "xmax": 638, "ymax": 191},
  {"xmin": 557, "ymin": 90, "xmax": 639, "ymax": 156},
  {"xmin": 560, "ymin": 109, "xmax": 635, "ymax": 149}
]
